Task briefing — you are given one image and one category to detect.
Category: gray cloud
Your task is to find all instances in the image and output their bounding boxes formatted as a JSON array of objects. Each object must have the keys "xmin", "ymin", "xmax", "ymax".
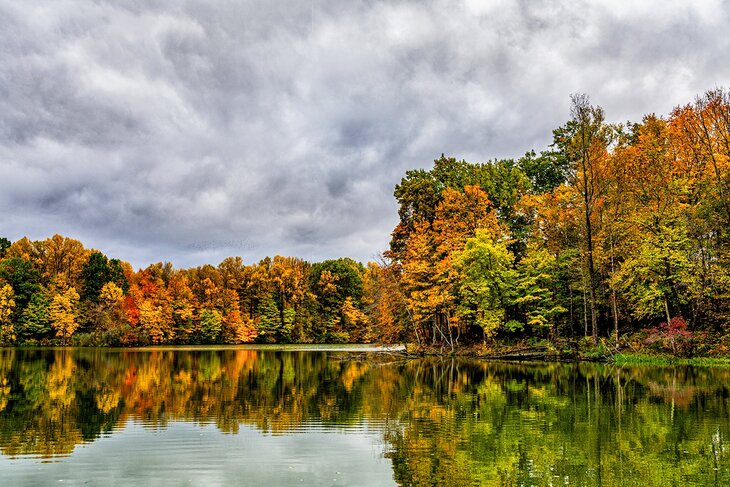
[{"xmin": 1, "ymin": 0, "xmax": 728, "ymax": 268}]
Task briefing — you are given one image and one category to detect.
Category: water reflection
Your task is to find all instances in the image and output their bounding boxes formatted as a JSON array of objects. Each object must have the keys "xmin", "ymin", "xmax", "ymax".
[{"xmin": 0, "ymin": 348, "xmax": 728, "ymax": 486}]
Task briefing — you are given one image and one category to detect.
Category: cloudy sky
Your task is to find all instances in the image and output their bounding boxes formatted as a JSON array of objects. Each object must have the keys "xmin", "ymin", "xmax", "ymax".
[{"xmin": 1, "ymin": 0, "xmax": 728, "ymax": 269}]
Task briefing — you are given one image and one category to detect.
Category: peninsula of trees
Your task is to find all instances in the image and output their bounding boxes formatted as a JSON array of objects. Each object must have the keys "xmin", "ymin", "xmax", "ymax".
[{"xmin": 0, "ymin": 89, "xmax": 728, "ymax": 355}]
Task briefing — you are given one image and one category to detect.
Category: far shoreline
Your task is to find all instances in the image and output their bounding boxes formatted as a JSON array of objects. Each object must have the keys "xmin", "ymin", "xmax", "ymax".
[{"xmin": 4, "ymin": 343, "xmax": 730, "ymax": 367}]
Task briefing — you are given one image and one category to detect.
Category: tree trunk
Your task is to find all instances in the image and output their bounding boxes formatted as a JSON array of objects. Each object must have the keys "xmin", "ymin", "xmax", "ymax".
[
  {"xmin": 582, "ymin": 287, "xmax": 588, "ymax": 338},
  {"xmin": 584, "ymin": 193, "xmax": 598, "ymax": 344},
  {"xmin": 610, "ymin": 236, "xmax": 619, "ymax": 346}
]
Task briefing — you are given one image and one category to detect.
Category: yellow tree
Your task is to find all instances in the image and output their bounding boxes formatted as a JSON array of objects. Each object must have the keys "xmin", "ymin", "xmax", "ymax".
[
  {"xmin": 138, "ymin": 298, "xmax": 174, "ymax": 344},
  {"xmin": 89, "ymin": 281, "xmax": 127, "ymax": 335},
  {"xmin": 50, "ymin": 287, "xmax": 80, "ymax": 345},
  {"xmin": 608, "ymin": 116, "xmax": 693, "ymax": 325},
  {"xmin": 100, "ymin": 281, "xmax": 124, "ymax": 305},
  {"xmin": 0, "ymin": 284, "xmax": 16, "ymax": 344},
  {"xmin": 341, "ymin": 296, "xmax": 368, "ymax": 342},
  {"xmin": 400, "ymin": 185, "xmax": 504, "ymax": 348},
  {"xmin": 454, "ymin": 230, "xmax": 516, "ymax": 341},
  {"xmin": 167, "ymin": 272, "xmax": 196, "ymax": 340},
  {"xmin": 199, "ymin": 277, "xmax": 221, "ymax": 310},
  {"xmin": 669, "ymin": 89, "xmax": 730, "ymax": 225},
  {"xmin": 667, "ymin": 91, "xmax": 730, "ymax": 326},
  {"xmin": 6, "ymin": 235, "xmax": 89, "ymax": 289},
  {"xmin": 270, "ymin": 256, "xmax": 308, "ymax": 311},
  {"xmin": 433, "ymin": 185, "xmax": 501, "ymax": 267},
  {"xmin": 218, "ymin": 256, "xmax": 245, "ymax": 293}
]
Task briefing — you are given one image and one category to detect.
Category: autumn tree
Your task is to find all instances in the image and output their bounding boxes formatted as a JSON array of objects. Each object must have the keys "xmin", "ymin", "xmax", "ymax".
[
  {"xmin": 553, "ymin": 94, "xmax": 614, "ymax": 342},
  {"xmin": 167, "ymin": 272, "xmax": 196, "ymax": 342},
  {"xmin": 269, "ymin": 256, "xmax": 309, "ymax": 341},
  {"xmin": 309, "ymin": 258, "xmax": 365, "ymax": 342},
  {"xmin": 667, "ymin": 90, "xmax": 730, "ymax": 327},
  {"xmin": 6, "ymin": 235, "xmax": 89, "ymax": 291},
  {"xmin": 50, "ymin": 287, "xmax": 80, "ymax": 345},
  {"xmin": 399, "ymin": 219, "xmax": 440, "ymax": 344},
  {"xmin": 520, "ymin": 186, "xmax": 585, "ymax": 335},
  {"xmin": 222, "ymin": 309, "xmax": 257, "ymax": 344},
  {"xmin": 127, "ymin": 264, "xmax": 175, "ymax": 344},
  {"xmin": 0, "ymin": 284, "xmax": 16, "ymax": 344},
  {"xmin": 362, "ymin": 261, "xmax": 411, "ymax": 344}
]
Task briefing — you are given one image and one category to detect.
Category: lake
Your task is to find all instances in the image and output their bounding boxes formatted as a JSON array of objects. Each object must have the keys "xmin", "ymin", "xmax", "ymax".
[{"xmin": 0, "ymin": 346, "xmax": 728, "ymax": 486}]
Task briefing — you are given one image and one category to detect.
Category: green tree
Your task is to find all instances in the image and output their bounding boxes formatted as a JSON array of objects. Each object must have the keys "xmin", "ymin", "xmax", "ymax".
[
  {"xmin": 309, "ymin": 258, "xmax": 365, "ymax": 339},
  {"xmin": 199, "ymin": 309, "xmax": 223, "ymax": 343},
  {"xmin": 0, "ymin": 237, "xmax": 10, "ymax": 257},
  {"xmin": 256, "ymin": 297, "xmax": 281, "ymax": 341},
  {"xmin": 513, "ymin": 245, "xmax": 566, "ymax": 335},
  {"xmin": 18, "ymin": 291, "xmax": 52, "ymax": 340},
  {"xmin": 454, "ymin": 230, "xmax": 517, "ymax": 340},
  {"xmin": 0, "ymin": 257, "xmax": 41, "ymax": 314},
  {"xmin": 81, "ymin": 252, "xmax": 129, "ymax": 303},
  {"xmin": 81, "ymin": 252, "xmax": 110, "ymax": 303},
  {"xmin": 517, "ymin": 150, "xmax": 569, "ymax": 194},
  {"xmin": 611, "ymin": 219, "xmax": 694, "ymax": 323}
]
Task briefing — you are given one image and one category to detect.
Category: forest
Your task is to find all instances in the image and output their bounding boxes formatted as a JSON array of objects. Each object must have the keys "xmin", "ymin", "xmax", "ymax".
[{"xmin": 0, "ymin": 89, "xmax": 728, "ymax": 355}]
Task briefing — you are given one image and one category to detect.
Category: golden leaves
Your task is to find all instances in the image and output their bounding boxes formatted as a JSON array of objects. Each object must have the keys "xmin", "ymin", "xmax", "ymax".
[{"xmin": 50, "ymin": 287, "xmax": 80, "ymax": 345}]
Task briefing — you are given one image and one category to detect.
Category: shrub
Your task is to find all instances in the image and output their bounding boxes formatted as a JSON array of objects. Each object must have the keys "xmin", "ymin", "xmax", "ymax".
[{"xmin": 643, "ymin": 317, "xmax": 696, "ymax": 357}]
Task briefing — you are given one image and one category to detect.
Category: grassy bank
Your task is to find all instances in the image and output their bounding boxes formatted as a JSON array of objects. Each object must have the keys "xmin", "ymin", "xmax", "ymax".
[
  {"xmin": 610, "ymin": 353, "xmax": 730, "ymax": 367},
  {"xmin": 404, "ymin": 341, "xmax": 730, "ymax": 367}
]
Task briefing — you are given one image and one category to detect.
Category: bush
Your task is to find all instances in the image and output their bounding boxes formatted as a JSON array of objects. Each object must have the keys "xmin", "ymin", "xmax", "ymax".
[{"xmin": 643, "ymin": 317, "xmax": 696, "ymax": 357}]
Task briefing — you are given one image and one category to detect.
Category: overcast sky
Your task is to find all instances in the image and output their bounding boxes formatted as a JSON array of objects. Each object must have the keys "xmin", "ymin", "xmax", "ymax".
[{"xmin": 1, "ymin": 0, "xmax": 728, "ymax": 269}]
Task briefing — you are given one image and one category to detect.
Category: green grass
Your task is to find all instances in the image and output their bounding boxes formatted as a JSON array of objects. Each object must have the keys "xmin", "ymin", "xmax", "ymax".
[{"xmin": 612, "ymin": 352, "xmax": 730, "ymax": 367}]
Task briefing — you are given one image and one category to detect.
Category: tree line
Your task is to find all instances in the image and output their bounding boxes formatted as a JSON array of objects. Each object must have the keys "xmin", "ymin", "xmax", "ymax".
[
  {"xmin": 375, "ymin": 89, "xmax": 730, "ymax": 353},
  {"xmin": 0, "ymin": 89, "xmax": 728, "ymax": 350},
  {"xmin": 0, "ymin": 235, "xmax": 371, "ymax": 346}
]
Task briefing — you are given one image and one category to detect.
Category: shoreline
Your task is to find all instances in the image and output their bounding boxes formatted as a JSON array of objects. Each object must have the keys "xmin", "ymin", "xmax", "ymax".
[
  {"xmin": 3, "ymin": 343, "xmax": 730, "ymax": 367},
  {"xmin": 400, "ymin": 342, "xmax": 730, "ymax": 367}
]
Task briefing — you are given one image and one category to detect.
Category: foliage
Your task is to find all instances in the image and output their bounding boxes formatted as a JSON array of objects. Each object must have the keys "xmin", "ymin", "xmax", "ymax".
[
  {"xmin": 643, "ymin": 317, "xmax": 696, "ymax": 356},
  {"xmin": 513, "ymin": 245, "xmax": 566, "ymax": 333},
  {"xmin": 50, "ymin": 287, "xmax": 80, "ymax": 345},
  {"xmin": 18, "ymin": 291, "xmax": 52, "ymax": 340},
  {"xmin": 199, "ymin": 309, "xmax": 223, "ymax": 344},
  {"xmin": 453, "ymin": 231, "xmax": 516, "ymax": 339},
  {"xmin": 0, "ymin": 257, "xmax": 40, "ymax": 313},
  {"xmin": 0, "ymin": 237, "xmax": 9, "ymax": 257},
  {"xmin": 0, "ymin": 284, "xmax": 16, "ymax": 344},
  {"xmin": 80, "ymin": 252, "xmax": 129, "ymax": 303},
  {"xmin": 0, "ymin": 89, "xmax": 728, "ymax": 352}
]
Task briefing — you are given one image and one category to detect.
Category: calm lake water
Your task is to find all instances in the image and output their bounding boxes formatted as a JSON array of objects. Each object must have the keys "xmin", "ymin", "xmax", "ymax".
[{"xmin": 0, "ymin": 346, "xmax": 728, "ymax": 486}]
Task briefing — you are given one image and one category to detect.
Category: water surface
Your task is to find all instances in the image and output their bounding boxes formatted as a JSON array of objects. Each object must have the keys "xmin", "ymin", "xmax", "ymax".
[{"xmin": 0, "ymin": 347, "xmax": 728, "ymax": 486}]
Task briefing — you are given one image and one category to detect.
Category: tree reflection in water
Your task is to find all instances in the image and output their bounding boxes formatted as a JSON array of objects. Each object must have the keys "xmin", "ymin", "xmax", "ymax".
[{"xmin": 0, "ymin": 348, "xmax": 728, "ymax": 486}]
